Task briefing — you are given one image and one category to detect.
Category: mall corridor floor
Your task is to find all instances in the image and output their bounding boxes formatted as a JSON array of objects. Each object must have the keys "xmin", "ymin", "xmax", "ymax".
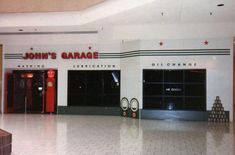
[{"xmin": 0, "ymin": 114, "xmax": 234, "ymax": 155}]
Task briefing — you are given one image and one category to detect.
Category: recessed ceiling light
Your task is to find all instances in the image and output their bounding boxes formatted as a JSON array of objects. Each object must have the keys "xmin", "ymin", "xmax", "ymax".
[{"xmin": 217, "ymin": 4, "xmax": 224, "ymax": 7}]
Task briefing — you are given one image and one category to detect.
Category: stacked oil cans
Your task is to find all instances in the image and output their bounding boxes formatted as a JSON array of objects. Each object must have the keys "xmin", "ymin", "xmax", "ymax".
[{"xmin": 208, "ymin": 96, "xmax": 229, "ymax": 123}]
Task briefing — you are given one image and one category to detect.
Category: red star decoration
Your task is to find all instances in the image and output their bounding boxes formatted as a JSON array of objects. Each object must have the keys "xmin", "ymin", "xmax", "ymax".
[
  {"xmin": 159, "ymin": 42, "xmax": 163, "ymax": 46},
  {"xmin": 88, "ymin": 46, "xmax": 92, "ymax": 50},
  {"xmin": 204, "ymin": 40, "xmax": 209, "ymax": 45}
]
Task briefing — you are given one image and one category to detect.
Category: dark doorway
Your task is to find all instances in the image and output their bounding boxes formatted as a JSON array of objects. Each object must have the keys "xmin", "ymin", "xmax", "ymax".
[
  {"xmin": 143, "ymin": 69, "xmax": 206, "ymax": 111},
  {"xmin": 68, "ymin": 70, "xmax": 120, "ymax": 107},
  {"xmin": 5, "ymin": 70, "xmax": 57, "ymax": 113}
]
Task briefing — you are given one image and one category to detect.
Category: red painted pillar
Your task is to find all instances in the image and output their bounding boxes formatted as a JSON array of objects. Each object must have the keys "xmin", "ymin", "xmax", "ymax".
[{"xmin": 46, "ymin": 70, "xmax": 55, "ymax": 113}]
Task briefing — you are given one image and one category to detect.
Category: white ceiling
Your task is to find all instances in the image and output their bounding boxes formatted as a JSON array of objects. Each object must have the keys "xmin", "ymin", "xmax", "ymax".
[
  {"xmin": 88, "ymin": 0, "xmax": 235, "ymax": 26},
  {"xmin": 0, "ymin": 0, "xmax": 235, "ymax": 32}
]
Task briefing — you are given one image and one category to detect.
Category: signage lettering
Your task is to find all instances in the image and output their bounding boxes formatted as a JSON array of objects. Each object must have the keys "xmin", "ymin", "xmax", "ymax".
[
  {"xmin": 61, "ymin": 52, "xmax": 98, "ymax": 59},
  {"xmin": 17, "ymin": 64, "xmax": 45, "ymax": 68},
  {"xmin": 72, "ymin": 64, "xmax": 116, "ymax": 68},
  {"xmin": 23, "ymin": 52, "xmax": 56, "ymax": 59},
  {"xmin": 152, "ymin": 62, "xmax": 197, "ymax": 67},
  {"xmin": 22, "ymin": 51, "xmax": 99, "ymax": 60},
  {"xmin": 166, "ymin": 88, "xmax": 182, "ymax": 92}
]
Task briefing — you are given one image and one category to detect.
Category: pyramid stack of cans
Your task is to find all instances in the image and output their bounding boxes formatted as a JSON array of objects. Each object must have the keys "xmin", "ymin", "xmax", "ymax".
[{"xmin": 208, "ymin": 96, "xmax": 229, "ymax": 123}]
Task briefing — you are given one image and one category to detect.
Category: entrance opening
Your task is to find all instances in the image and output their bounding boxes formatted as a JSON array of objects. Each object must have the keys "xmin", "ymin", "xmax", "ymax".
[
  {"xmin": 5, "ymin": 70, "xmax": 57, "ymax": 114},
  {"xmin": 68, "ymin": 70, "xmax": 120, "ymax": 107},
  {"xmin": 143, "ymin": 69, "xmax": 206, "ymax": 111}
]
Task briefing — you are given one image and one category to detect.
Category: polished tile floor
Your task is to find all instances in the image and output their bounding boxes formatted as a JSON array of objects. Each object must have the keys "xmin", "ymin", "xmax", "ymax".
[{"xmin": 0, "ymin": 114, "xmax": 234, "ymax": 155}]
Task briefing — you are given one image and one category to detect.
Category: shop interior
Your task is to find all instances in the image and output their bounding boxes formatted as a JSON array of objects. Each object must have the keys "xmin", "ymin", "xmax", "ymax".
[
  {"xmin": 5, "ymin": 69, "xmax": 57, "ymax": 114},
  {"xmin": 68, "ymin": 70, "xmax": 120, "ymax": 107}
]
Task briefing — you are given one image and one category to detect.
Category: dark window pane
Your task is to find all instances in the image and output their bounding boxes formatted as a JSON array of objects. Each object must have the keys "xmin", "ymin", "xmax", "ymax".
[
  {"xmin": 87, "ymin": 72, "xmax": 102, "ymax": 82},
  {"xmin": 164, "ymin": 97, "xmax": 183, "ymax": 110},
  {"xmin": 87, "ymin": 82, "xmax": 102, "ymax": 94},
  {"xmin": 185, "ymin": 84, "xmax": 205, "ymax": 96},
  {"xmin": 143, "ymin": 97, "xmax": 163, "ymax": 109},
  {"xmin": 164, "ymin": 70, "xmax": 183, "ymax": 83},
  {"xmin": 144, "ymin": 84, "xmax": 163, "ymax": 95},
  {"xmin": 104, "ymin": 71, "xmax": 120, "ymax": 94},
  {"xmin": 68, "ymin": 94, "xmax": 85, "ymax": 106},
  {"xmin": 185, "ymin": 70, "xmax": 205, "ymax": 83},
  {"xmin": 185, "ymin": 97, "xmax": 205, "ymax": 111},
  {"xmin": 104, "ymin": 82, "xmax": 120, "ymax": 94},
  {"xmin": 144, "ymin": 70, "xmax": 163, "ymax": 82},
  {"xmin": 86, "ymin": 95, "xmax": 102, "ymax": 106},
  {"xmin": 104, "ymin": 71, "xmax": 120, "ymax": 83},
  {"xmin": 68, "ymin": 71, "xmax": 86, "ymax": 93},
  {"xmin": 103, "ymin": 95, "xmax": 119, "ymax": 107}
]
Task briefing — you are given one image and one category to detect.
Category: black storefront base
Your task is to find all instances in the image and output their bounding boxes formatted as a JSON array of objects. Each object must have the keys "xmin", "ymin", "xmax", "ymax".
[
  {"xmin": 58, "ymin": 106, "xmax": 120, "ymax": 115},
  {"xmin": 140, "ymin": 110, "xmax": 230, "ymax": 121},
  {"xmin": 58, "ymin": 107, "xmax": 229, "ymax": 121}
]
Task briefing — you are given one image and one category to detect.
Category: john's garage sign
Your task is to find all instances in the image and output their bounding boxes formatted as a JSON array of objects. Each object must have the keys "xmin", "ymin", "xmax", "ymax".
[{"xmin": 23, "ymin": 52, "xmax": 99, "ymax": 60}]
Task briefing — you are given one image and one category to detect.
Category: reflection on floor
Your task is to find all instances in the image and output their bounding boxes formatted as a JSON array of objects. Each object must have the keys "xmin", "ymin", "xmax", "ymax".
[{"xmin": 0, "ymin": 114, "xmax": 234, "ymax": 155}]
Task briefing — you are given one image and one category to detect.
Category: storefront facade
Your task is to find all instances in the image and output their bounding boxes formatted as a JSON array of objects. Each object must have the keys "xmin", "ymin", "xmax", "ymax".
[{"xmin": 2, "ymin": 38, "xmax": 233, "ymax": 121}]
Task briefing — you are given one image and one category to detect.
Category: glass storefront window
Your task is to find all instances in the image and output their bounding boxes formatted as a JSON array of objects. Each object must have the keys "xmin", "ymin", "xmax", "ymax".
[
  {"xmin": 68, "ymin": 70, "xmax": 120, "ymax": 107},
  {"xmin": 143, "ymin": 69, "xmax": 206, "ymax": 111}
]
